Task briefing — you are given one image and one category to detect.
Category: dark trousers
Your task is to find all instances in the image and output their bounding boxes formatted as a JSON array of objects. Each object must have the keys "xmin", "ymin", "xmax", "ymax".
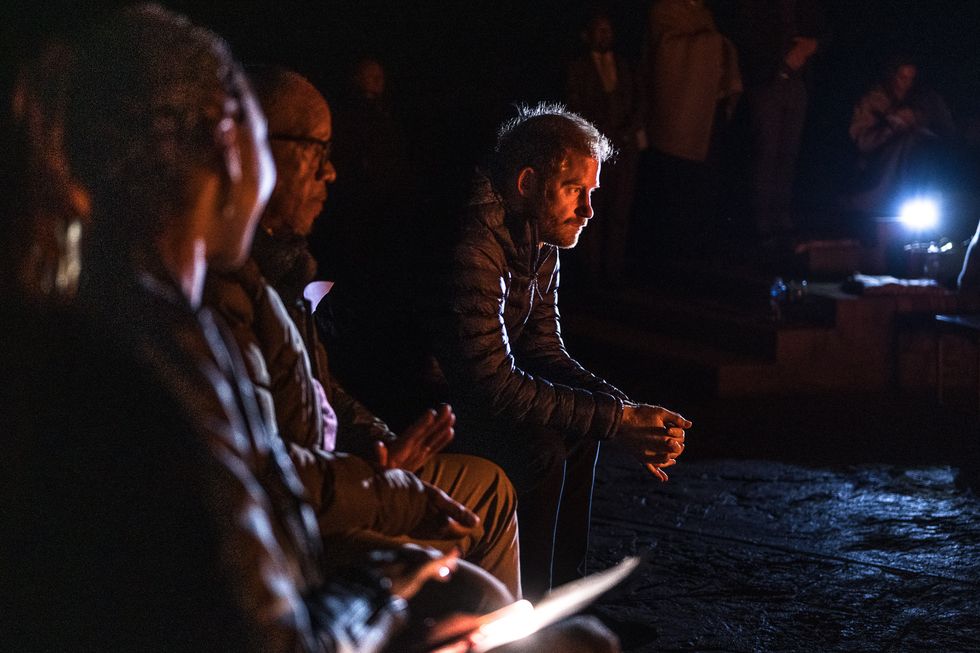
[
  {"xmin": 746, "ymin": 77, "xmax": 808, "ymax": 236},
  {"xmin": 456, "ymin": 422, "xmax": 601, "ymax": 600}
]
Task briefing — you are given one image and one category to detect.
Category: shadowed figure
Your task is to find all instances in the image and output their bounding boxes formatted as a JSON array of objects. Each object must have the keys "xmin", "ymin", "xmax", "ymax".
[
  {"xmin": 565, "ymin": 12, "xmax": 644, "ymax": 289},
  {"xmin": 205, "ymin": 66, "xmax": 523, "ymax": 598},
  {"xmin": 721, "ymin": 0, "xmax": 825, "ymax": 238},
  {"xmin": 425, "ymin": 103, "xmax": 691, "ymax": 600},
  {"xmin": 847, "ymin": 57, "xmax": 955, "ymax": 217},
  {"xmin": 312, "ymin": 57, "xmax": 412, "ymax": 285},
  {"xmin": 637, "ymin": 0, "xmax": 741, "ymax": 243}
]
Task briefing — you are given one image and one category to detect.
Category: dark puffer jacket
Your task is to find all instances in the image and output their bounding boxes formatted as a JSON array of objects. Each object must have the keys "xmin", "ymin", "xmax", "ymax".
[
  {"xmin": 206, "ymin": 259, "xmax": 394, "ymax": 459},
  {"xmin": 74, "ymin": 265, "xmax": 406, "ymax": 653},
  {"xmin": 433, "ymin": 173, "xmax": 628, "ymax": 446}
]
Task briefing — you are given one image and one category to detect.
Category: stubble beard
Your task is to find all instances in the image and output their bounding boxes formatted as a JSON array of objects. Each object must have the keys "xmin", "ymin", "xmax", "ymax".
[{"xmin": 533, "ymin": 191, "xmax": 586, "ymax": 250}]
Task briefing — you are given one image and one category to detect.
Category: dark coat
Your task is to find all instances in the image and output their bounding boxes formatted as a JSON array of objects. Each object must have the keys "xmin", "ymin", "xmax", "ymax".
[
  {"xmin": 432, "ymin": 174, "xmax": 628, "ymax": 448},
  {"xmin": 1, "ymin": 296, "xmax": 251, "ymax": 652},
  {"xmin": 71, "ymin": 265, "xmax": 405, "ymax": 652},
  {"xmin": 206, "ymin": 258, "xmax": 395, "ymax": 460},
  {"xmin": 566, "ymin": 51, "xmax": 640, "ymax": 148}
]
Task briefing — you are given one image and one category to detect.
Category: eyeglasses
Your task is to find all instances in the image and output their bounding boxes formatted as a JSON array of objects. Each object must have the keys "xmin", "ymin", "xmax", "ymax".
[{"xmin": 269, "ymin": 133, "xmax": 332, "ymax": 170}]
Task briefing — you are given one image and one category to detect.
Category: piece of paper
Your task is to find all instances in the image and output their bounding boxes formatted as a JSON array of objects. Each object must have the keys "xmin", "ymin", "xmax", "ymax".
[{"xmin": 462, "ymin": 556, "xmax": 641, "ymax": 652}]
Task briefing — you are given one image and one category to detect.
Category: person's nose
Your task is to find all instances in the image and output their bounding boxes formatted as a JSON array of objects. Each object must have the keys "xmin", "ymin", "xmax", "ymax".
[
  {"xmin": 577, "ymin": 192, "xmax": 594, "ymax": 219},
  {"xmin": 317, "ymin": 159, "xmax": 337, "ymax": 184}
]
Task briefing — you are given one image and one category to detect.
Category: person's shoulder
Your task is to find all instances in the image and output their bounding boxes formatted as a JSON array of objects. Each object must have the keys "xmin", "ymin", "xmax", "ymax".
[
  {"xmin": 204, "ymin": 266, "xmax": 258, "ymax": 330},
  {"xmin": 204, "ymin": 258, "xmax": 271, "ymax": 327},
  {"xmin": 459, "ymin": 173, "xmax": 508, "ymax": 238},
  {"xmin": 455, "ymin": 206, "xmax": 507, "ymax": 265}
]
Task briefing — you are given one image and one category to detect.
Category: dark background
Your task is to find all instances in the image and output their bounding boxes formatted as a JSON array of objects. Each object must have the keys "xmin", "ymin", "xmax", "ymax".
[
  {"xmin": 10, "ymin": 0, "xmax": 980, "ymax": 212},
  {"xmin": 185, "ymin": 0, "xmax": 980, "ymax": 213}
]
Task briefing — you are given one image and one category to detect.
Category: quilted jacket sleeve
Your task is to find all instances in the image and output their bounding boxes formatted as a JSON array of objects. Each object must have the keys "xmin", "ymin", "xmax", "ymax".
[
  {"xmin": 440, "ymin": 224, "xmax": 625, "ymax": 444},
  {"xmin": 205, "ymin": 434, "xmax": 404, "ymax": 653},
  {"xmin": 514, "ymin": 252, "xmax": 630, "ymax": 402},
  {"xmin": 155, "ymin": 306, "xmax": 405, "ymax": 653},
  {"xmin": 205, "ymin": 267, "xmax": 325, "ymax": 450}
]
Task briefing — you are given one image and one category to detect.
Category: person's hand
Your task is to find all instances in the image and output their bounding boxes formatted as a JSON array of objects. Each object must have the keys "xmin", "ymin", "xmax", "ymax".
[
  {"xmin": 615, "ymin": 404, "xmax": 691, "ymax": 482},
  {"xmin": 375, "ymin": 404, "xmax": 455, "ymax": 472},
  {"xmin": 496, "ymin": 615, "xmax": 621, "ymax": 653},
  {"xmin": 421, "ymin": 613, "xmax": 484, "ymax": 653},
  {"xmin": 892, "ymin": 106, "xmax": 918, "ymax": 129},
  {"xmin": 416, "ymin": 479, "xmax": 480, "ymax": 540},
  {"xmin": 423, "ymin": 611, "xmax": 621, "ymax": 653},
  {"xmin": 371, "ymin": 544, "xmax": 460, "ymax": 601},
  {"xmin": 784, "ymin": 36, "xmax": 818, "ymax": 71},
  {"xmin": 370, "ymin": 468, "xmax": 480, "ymax": 540}
]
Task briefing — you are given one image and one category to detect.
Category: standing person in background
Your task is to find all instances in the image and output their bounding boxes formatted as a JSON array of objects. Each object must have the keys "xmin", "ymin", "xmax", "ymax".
[
  {"xmin": 721, "ymin": 0, "xmax": 825, "ymax": 240},
  {"xmin": 566, "ymin": 11, "xmax": 644, "ymax": 290},
  {"xmin": 313, "ymin": 57, "xmax": 411, "ymax": 285},
  {"xmin": 639, "ymin": 0, "xmax": 741, "ymax": 243}
]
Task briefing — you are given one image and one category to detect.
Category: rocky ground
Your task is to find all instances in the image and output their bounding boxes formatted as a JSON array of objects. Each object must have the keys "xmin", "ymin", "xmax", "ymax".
[
  {"xmin": 586, "ymin": 447, "xmax": 980, "ymax": 652},
  {"xmin": 555, "ymin": 250, "xmax": 980, "ymax": 651}
]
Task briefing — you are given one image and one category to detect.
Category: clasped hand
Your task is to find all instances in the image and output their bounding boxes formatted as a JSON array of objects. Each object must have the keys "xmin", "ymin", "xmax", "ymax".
[{"xmin": 615, "ymin": 404, "xmax": 691, "ymax": 482}]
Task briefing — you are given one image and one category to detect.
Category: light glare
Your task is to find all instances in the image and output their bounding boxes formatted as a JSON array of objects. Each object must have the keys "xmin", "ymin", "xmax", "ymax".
[{"xmin": 899, "ymin": 198, "xmax": 940, "ymax": 231}]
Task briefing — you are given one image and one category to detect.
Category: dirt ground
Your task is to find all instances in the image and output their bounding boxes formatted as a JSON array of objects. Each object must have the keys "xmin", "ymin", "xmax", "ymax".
[{"xmin": 586, "ymin": 448, "xmax": 980, "ymax": 652}]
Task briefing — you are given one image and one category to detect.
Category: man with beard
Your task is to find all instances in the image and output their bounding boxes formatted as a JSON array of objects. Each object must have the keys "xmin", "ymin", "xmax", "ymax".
[
  {"xmin": 205, "ymin": 67, "xmax": 523, "ymax": 597},
  {"xmin": 430, "ymin": 103, "xmax": 692, "ymax": 599}
]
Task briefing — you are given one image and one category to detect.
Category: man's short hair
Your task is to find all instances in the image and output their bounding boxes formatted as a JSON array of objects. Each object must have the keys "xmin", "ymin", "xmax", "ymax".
[
  {"xmin": 490, "ymin": 102, "xmax": 614, "ymax": 189},
  {"xmin": 64, "ymin": 3, "xmax": 250, "ymax": 250}
]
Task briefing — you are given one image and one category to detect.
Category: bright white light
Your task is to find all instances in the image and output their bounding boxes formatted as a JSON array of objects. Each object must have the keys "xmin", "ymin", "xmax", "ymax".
[
  {"xmin": 472, "ymin": 600, "xmax": 536, "ymax": 652},
  {"xmin": 899, "ymin": 198, "xmax": 940, "ymax": 231}
]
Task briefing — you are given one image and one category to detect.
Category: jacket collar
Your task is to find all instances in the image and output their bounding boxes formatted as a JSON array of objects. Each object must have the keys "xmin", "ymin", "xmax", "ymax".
[{"xmin": 471, "ymin": 170, "xmax": 549, "ymax": 274}]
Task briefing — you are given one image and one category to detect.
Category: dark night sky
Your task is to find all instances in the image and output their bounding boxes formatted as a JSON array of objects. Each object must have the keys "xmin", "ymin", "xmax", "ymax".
[
  {"xmin": 7, "ymin": 0, "xmax": 980, "ymax": 209},
  {"xmin": 173, "ymin": 0, "xmax": 980, "ymax": 207}
]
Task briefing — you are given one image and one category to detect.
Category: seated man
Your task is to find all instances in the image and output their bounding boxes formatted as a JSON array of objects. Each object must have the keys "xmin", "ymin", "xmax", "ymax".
[
  {"xmin": 848, "ymin": 57, "xmax": 955, "ymax": 216},
  {"xmin": 430, "ymin": 103, "xmax": 691, "ymax": 598},
  {"xmin": 14, "ymin": 6, "xmax": 619, "ymax": 651},
  {"xmin": 204, "ymin": 67, "xmax": 520, "ymax": 596},
  {"xmin": 50, "ymin": 5, "xmax": 448, "ymax": 650}
]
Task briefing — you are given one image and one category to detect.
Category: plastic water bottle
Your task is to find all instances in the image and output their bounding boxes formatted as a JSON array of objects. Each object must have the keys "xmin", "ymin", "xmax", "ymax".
[
  {"xmin": 769, "ymin": 277, "xmax": 788, "ymax": 322},
  {"xmin": 788, "ymin": 279, "xmax": 808, "ymax": 303}
]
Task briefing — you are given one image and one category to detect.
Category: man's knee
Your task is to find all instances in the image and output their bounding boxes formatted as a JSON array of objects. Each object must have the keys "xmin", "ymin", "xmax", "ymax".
[
  {"xmin": 386, "ymin": 559, "xmax": 514, "ymax": 651},
  {"xmin": 420, "ymin": 453, "xmax": 517, "ymax": 513}
]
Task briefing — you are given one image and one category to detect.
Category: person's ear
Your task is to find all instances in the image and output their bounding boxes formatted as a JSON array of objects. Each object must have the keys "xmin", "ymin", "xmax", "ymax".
[
  {"xmin": 215, "ymin": 116, "xmax": 242, "ymax": 185},
  {"xmin": 516, "ymin": 166, "xmax": 537, "ymax": 199}
]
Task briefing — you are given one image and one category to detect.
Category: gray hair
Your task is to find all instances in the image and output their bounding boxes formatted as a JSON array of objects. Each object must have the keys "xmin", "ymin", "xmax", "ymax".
[{"xmin": 490, "ymin": 101, "xmax": 614, "ymax": 189}]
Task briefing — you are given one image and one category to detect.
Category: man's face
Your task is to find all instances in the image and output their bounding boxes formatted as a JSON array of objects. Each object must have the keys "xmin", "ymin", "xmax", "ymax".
[
  {"xmin": 528, "ymin": 152, "xmax": 600, "ymax": 249},
  {"xmin": 892, "ymin": 64, "xmax": 917, "ymax": 100},
  {"xmin": 265, "ymin": 98, "xmax": 336, "ymax": 237},
  {"xmin": 355, "ymin": 61, "xmax": 385, "ymax": 99},
  {"xmin": 587, "ymin": 17, "xmax": 614, "ymax": 53}
]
